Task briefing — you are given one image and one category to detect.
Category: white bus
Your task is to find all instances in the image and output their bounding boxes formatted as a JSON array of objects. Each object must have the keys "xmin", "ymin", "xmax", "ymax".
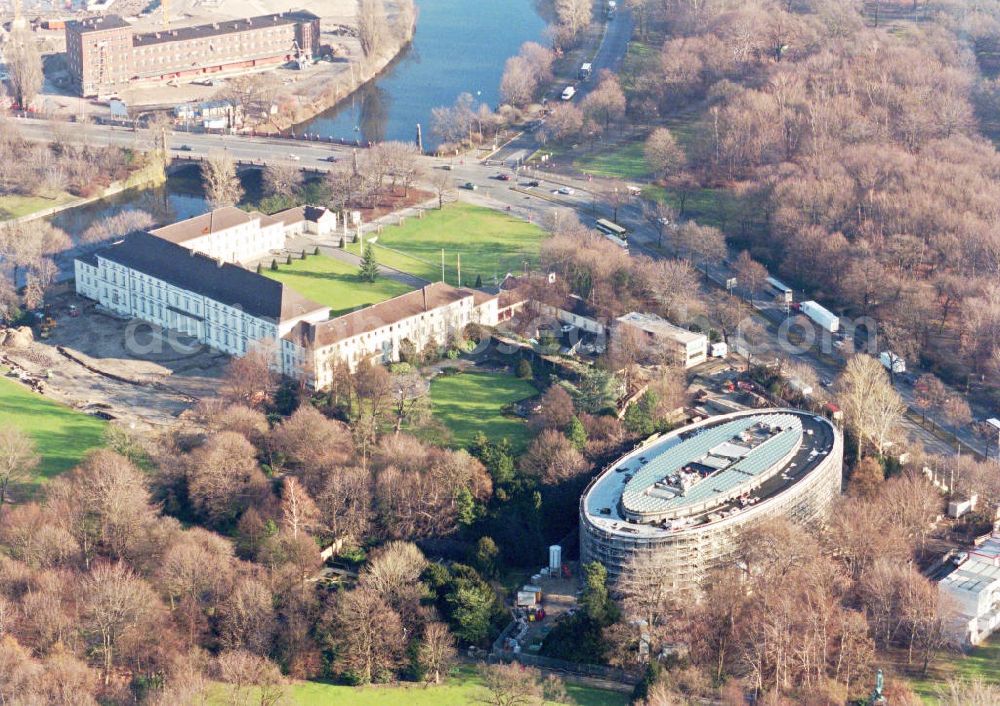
[{"xmin": 595, "ymin": 218, "xmax": 628, "ymax": 249}]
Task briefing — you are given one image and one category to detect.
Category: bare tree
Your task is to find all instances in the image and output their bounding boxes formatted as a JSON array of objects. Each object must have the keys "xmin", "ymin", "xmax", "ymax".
[
  {"xmin": 554, "ymin": 0, "xmax": 592, "ymax": 40},
  {"xmin": 477, "ymin": 662, "xmax": 544, "ymax": 706},
  {"xmin": 616, "ymin": 553, "xmax": 675, "ymax": 653},
  {"xmin": 280, "ymin": 477, "xmax": 320, "ymax": 539},
  {"xmin": 358, "ymin": 0, "xmax": 390, "ymax": 59},
  {"xmin": 500, "ymin": 56, "xmax": 538, "ymax": 108},
  {"xmin": 838, "ymin": 355, "xmax": 907, "ymax": 458},
  {"xmin": 645, "ymin": 128, "xmax": 687, "ymax": 181},
  {"xmin": 7, "ymin": 31, "xmax": 43, "ymax": 109},
  {"xmin": 0, "ymin": 428, "xmax": 39, "ymax": 509},
  {"xmin": 913, "ymin": 373, "xmax": 945, "ymax": 422},
  {"xmin": 221, "ymin": 340, "xmax": 277, "ymax": 409},
  {"xmin": 581, "ymin": 73, "xmax": 626, "ymax": 134},
  {"xmin": 81, "ymin": 563, "xmax": 160, "ymax": 684},
  {"xmin": 185, "ymin": 432, "xmax": 268, "ymax": 527},
  {"xmin": 328, "ymin": 583, "xmax": 405, "ymax": 683},
  {"xmin": 219, "ymin": 577, "xmax": 276, "ymax": 655},
  {"xmin": 431, "ymin": 171, "xmax": 455, "ymax": 209},
  {"xmin": 360, "ymin": 540, "xmax": 427, "ymax": 601},
  {"xmin": 520, "ymin": 429, "xmax": 589, "ymax": 483},
  {"xmin": 542, "ymin": 103, "xmax": 584, "ymax": 144},
  {"xmin": 642, "ymin": 200, "xmax": 677, "ymax": 249},
  {"xmin": 394, "ymin": 0, "xmax": 417, "ymax": 42},
  {"xmin": 216, "ymin": 650, "xmax": 286, "ymax": 706},
  {"xmin": 734, "ymin": 250, "xmax": 768, "ymax": 305},
  {"xmin": 262, "ymin": 163, "xmax": 303, "ymax": 200},
  {"xmin": 202, "ymin": 152, "xmax": 244, "ymax": 209},
  {"xmin": 419, "ymin": 621, "xmax": 457, "ymax": 684},
  {"xmin": 222, "ymin": 74, "xmax": 277, "ymax": 129},
  {"xmin": 80, "ymin": 210, "xmax": 156, "ymax": 250}
]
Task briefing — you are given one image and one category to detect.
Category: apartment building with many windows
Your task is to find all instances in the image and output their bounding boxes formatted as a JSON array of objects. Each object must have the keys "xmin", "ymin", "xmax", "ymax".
[{"xmin": 66, "ymin": 11, "xmax": 320, "ymax": 97}]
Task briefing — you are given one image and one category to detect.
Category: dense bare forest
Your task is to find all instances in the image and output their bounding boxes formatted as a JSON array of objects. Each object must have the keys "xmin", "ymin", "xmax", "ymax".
[{"xmin": 615, "ymin": 0, "xmax": 1000, "ymax": 405}]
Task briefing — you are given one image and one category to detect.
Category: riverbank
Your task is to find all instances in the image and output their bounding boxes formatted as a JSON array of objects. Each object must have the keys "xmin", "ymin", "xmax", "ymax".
[
  {"xmin": 2, "ymin": 157, "xmax": 167, "ymax": 225},
  {"xmin": 268, "ymin": 1, "xmax": 416, "ymax": 135}
]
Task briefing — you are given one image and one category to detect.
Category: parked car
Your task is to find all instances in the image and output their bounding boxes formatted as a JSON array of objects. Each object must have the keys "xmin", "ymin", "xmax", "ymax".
[
  {"xmin": 463, "ymin": 182, "xmax": 478, "ymax": 190},
  {"xmin": 820, "ymin": 377, "xmax": 833, "ymax": 388}
]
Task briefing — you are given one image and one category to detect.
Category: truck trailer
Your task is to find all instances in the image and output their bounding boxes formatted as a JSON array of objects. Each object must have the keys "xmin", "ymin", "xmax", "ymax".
[{"xmin": 799, "ymin": 300, "xmax": 839, "ymax": 333}]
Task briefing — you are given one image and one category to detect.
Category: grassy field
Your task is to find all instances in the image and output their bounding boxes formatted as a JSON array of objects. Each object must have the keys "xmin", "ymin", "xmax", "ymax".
[
  {"xmin": 574, "ymin": 141, "xmax": 650, "ymax": 180},
  {"xmin": 642, "ymin": 184, "xmax": 752, "ymax": 233},
  {"xmin": 908, "ymin": 638, "xmax": 1000, "ymax": 703},
  {"xmin": 367, "ymin": 204, "xmax": 546, "ymax": 288},
  {"xmin": 0, "ymin": 192, "xmax": 76, "ymax": 220},
  {"xmin": 429, "ymin": 371, "xmax": 537, "ymax": 451},
  {"xmin": 0, "ymin": 374, "xmax": 105, "ymax": 486},
  {"xmin": 263, "ymin": 254, "xmax": 413, "ymax": 316},
  {"xmin": 212, "ymin": 668, "xmax": 630, "ymax": 706}
]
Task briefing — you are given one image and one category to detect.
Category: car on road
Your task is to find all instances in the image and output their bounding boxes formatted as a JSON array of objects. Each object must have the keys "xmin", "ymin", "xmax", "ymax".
[
  {"xmin": 557, "ymin": 186, "xmax": 575, "ymax": 195},
  {"xmin": 176, "ymin": 145, "xmax": 192, "ymax": 151},
  {"xmin": 525, "ymin": 180, "xmax": 540, "ymax": 187},
  {"xmin": 441, "ymin": 164, "xmax": 454, "ymax": 170},
  {"xmin": 288, "ymin": 154, "xmax": 301, "ymax": 161},
  {"xmin": 496, "ymin": 173, "xmax": 512, "ymax": 181},
  {"xmin": 322, "ymin": 155, "xmax": 338, "ymax": 162},
  {"xmin": 463, "ymin": 182, "xmax": 478, "ymax": 190}
]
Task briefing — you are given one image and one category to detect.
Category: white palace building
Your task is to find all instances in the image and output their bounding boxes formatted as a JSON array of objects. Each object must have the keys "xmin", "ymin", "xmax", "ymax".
[{"xmin": 74, "ymin": 206, "xmax": 500, "ymax": 386}]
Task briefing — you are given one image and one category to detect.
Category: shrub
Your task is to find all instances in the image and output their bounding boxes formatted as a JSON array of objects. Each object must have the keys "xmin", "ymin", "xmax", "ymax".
[
  {"xmin": 516, "ymin": 359, "xmax": 532, "ymax": 379},
  {"xmin": 285, "ymin": 254, "xmax": 293, "ymax": 265},
  {"xmin": 270, "ymin": 259, "xmax": 279, "ymax": 271}
]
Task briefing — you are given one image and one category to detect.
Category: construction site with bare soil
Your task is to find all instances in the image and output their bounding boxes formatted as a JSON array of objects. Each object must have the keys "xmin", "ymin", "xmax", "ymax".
[
  {"xmin": 0, "ymin": 288, "xmax": 229, "ymax": 430},
  {"xmin": 0, "ymin": 0, "xmax": 415, "ymax": 130}
]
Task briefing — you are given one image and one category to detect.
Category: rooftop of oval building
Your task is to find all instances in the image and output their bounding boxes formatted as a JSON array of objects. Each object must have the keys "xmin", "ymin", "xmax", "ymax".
[{"xmin": 583, "ymin": 409, "xmax": 838, "ymax": 534}]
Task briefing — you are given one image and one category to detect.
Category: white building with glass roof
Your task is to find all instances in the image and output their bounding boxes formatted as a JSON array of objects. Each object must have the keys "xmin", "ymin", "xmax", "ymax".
[{"xmin": 579, "ymin": 409, "xmax": 843, "ymax": 593}]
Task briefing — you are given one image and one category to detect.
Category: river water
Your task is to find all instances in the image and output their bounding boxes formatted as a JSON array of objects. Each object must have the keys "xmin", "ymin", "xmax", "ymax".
[
  {"xmin": 49, "ymin": 1, "xmax": 548, "ymax": 235},
  {"xmin": 299, "ymin": 0, "xmax": 547, "ymax": 147}
]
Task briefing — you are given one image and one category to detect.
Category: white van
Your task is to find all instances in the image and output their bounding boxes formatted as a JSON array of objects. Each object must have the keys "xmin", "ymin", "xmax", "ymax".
[{"xmin": 561, "ymin": 86, "xmax": 576, "ymax": 101}]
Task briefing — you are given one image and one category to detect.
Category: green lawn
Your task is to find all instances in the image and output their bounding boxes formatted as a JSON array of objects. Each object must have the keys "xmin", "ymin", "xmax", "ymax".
[
  {"xmin": 0, "ymin": 192, "xmax": 76, "ymax": 220},
  {"xmin": 0, "ymin": 374, "xmax": 105, "ymax": 486},
  {"xmin": 575, "ymin": 141, "xmax": 651, "ymax": 180},
  {"xmin": 908, "ymin": 638, "xmax": 1000, "ymax": 703},
  {"xmin": 213, "ymin": 668, "xmax": 629, "ymax": 706},
  {"xmin": 367, "ymin": 204, "xmax": 547, "ymax": 288},
  {"xmin": 430, "ymin": 371, "xmax": 537, "ymax": 452},
  {"xmin": 263, "ymin": 254, "xmax": 413, "ymax": 316},
  {"xmin": 642, "ymin": 184, "xmax": 753, "ymax": 233}
]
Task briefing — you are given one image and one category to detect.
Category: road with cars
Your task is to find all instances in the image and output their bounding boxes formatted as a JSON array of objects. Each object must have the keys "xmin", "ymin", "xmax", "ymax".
[{"xmin": 10, "ymin": 58, "xmax": 994, "ymax": 461}]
